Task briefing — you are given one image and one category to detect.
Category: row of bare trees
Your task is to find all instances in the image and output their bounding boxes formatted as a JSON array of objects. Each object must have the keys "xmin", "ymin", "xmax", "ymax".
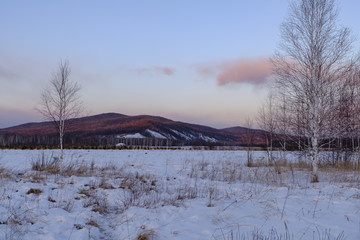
[{"xmin": 258, "ymin": 0, "xmax": 360, "ymax": 182}]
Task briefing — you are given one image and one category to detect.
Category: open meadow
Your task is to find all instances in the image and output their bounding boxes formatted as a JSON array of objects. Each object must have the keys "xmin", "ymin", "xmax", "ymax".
[{"xmin": 0, "ymin": 149, "xmax": 359, "ymax": 240}]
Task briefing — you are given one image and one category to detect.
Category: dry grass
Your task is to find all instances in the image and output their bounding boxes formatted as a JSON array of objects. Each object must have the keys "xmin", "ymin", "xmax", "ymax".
[
  {"xmin": 136, "ymin": 229, "xmax": 157, "ymax": 240},
  {"xmin": 86, "ymin": 219, "xmax": 99, "ymax": 228},
  {"xmin": 31, "ymin": 152, "xmax": 59, "ymax": 173},
  {"xmin": 28, "ymin": 172, "xmax": 46, "ymax": 183},
  {"xmin": 211, "ymin": 225, "xmax": 346, "ymax": 240},
  {"xmin": 99, "ymin": 178, "xmax": 116, "ymax": 189},
  {"xmin": 80, "ymin": 186, "xmax": 109, "ymax": 214},
  {"xmin": 31, "ymin": 153, "xmax": 96, "ymax": 177},
  {"xmin": 53, "ymin": 199, "xmax": 75, "ymax": 213},
  {"xmin": 185, "ymin": 154, "xmax": 360, "ymax": 188},
  {"xmin": 319, "ymin": 161, "xmax": 360, "ymax": 171},
  {"xmin": 31, "ymin": 153, "xmax": 122, "ymax": 181},
  {"xmin": 26, "ymin": 188, "xmax": 42, "ymax": 195},
  {"xmin": 0, "ymin": 200, "xmax": 39, "ymax": 240},
  {"xmin": 61, "ymin": 162, "xmax": 89, "ymax": 177},
  {"xmin": 0, "ymin": 168, "xmax": 15, "ymax": 181}
]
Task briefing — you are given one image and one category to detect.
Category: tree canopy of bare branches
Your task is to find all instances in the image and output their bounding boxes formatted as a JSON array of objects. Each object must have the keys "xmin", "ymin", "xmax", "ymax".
[{"xmin": 270, "ymin": 0, "xmax": 354, "ymax": 182}]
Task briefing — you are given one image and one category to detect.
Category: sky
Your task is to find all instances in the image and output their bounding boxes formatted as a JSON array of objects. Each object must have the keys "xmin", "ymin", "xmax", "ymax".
[{"xmin": 1, "ymin": 0, "xmax": 360, "ymax": 129}]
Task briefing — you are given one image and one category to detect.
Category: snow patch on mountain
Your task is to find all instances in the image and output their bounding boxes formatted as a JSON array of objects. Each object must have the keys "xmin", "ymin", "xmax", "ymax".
[
  {"xmin": 146, "ymin": 129, "xmax": 167, "ymax": 139},
  {"xmin": 117, "ymin": 133, "xmax": 146, "ymax": 139},
  {"xmin": 199, "ymin": 134, "xmax": 217, "ymax": 142},
  {"xmin": 112, "ymin": 129, "xmax": 218, "ymax": 142},
  {"xmin": 170, "ymin": 129, "xmax": 194, "ymax": 140}
]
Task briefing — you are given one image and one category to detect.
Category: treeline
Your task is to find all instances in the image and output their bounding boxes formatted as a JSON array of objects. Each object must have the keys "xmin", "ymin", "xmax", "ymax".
[{"xmin": 0, "ymin": 133, "xmax": 231, "ymax": 149}]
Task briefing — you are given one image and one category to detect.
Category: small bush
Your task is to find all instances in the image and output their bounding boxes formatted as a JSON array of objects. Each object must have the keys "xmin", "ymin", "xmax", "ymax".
[
  {"xmin": 48, "ymin": 196, "xmax": 56, "ymax": 203},
  {"xmin": 31, "ymin": 152, "xmax": 59, "ymax": 173},
  {"xmin": 26, "ymin": 188, "xmax": 42, "ymax": 195},
  {"xmin": 99, "ymin": 178, "xmax": 116, "ymax": 189},
  {"xmin": 81, "ymin": 188, "xmax": 109, "ymax": 214},
  {"xmin": 136, "ymin": 229, "xmax": 157, "ymax": 240},
  {"xmin": 86, "ymin": 219, "xmax": 99, "ymax": 228},
  {"xmin": 74, "ymin": 223, "xmax": 84, "ymax": 230}
]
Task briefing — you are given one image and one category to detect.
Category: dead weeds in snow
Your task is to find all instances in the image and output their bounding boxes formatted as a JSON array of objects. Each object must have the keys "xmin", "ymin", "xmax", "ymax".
[{"xmin": 136, "ymin": 228, "xmax": 158, "ymax": 240}]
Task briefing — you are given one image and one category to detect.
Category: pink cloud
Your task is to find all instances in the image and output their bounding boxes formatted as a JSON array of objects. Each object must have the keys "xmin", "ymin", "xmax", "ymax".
[
  {"xmin": 134, "ymin": 66, "xmax": 175, "ymax": 76},
  {"xmin": 217, "ymin": 59, "xmax": 272, "ymax": 85},
  {"xmin": 196, "ymin": 58, "xmax": 273, "ymax": 86},
  {"xmin": 155, "ymin": 66, "xmax": 175, "ymax": 76}
]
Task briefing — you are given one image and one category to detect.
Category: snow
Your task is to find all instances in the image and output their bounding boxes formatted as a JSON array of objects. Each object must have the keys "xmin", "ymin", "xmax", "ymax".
[
  {"xmin": 169, "ymin": 129, "xmax": 217, "ymax": 142},
  {"xmin": 117, "ymin": 133, "xmax": 146, "ymax": 138},
  {"xmin": 170, "ymin": 129, "xmax": 193, "ymax": 140},
  {"xmin": 145, "ymin": 129, "xmax": 166, "ymax": 139},
  {"xmin": 114, "ymin": 129, "xmax": 218, "ymax": 142},
  {"xmin": 199, "ymin": 134, "xmax": 217, "ymax": 142},
  {"xmin": 0, "ymin": 149, "xmax": 359, "ymax": 240}
]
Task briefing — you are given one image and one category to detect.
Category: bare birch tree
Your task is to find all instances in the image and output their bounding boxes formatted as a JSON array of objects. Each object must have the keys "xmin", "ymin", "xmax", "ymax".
[
  {"xmin": 257, "ymin": 93, "xmax": 276, "ymax": 165},
  {"xmin": 272, "ymin": 0, "xmax": 352, "ymax": 182},
  {"xmin": 38, "ymin": 60, "xmax": 82, "ymax": 171}
]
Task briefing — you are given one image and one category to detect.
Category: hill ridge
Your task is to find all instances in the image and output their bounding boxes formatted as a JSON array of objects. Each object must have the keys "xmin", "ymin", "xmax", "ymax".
[{"xmin": 0, "ymin": 112, "xmax": 266, "ymax": 146}]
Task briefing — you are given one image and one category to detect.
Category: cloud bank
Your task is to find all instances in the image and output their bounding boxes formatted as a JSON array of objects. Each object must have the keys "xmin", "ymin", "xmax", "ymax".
[
  {"xmin": 197, "ymin": 58, "xmax": 273, "ymax": 86},
  {"xmin": 217, "ymin": 59, "xmax": 272, "ymax": 85}
]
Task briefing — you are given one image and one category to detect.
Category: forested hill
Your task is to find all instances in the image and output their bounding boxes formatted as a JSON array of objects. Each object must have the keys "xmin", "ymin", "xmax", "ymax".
[{"xmin": 0, "ymin": 113, "xmax": 267, "ymax": 147}]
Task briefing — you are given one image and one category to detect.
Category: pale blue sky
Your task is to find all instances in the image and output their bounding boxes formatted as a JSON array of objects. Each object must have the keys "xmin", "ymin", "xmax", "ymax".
[{"xmin": 0, "ymin": 0, "xmax": 359, "ymax": 128}]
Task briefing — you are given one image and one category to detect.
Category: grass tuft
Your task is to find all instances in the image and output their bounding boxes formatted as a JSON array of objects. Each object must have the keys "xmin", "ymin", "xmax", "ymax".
[
  {"xmin": 26, "ymin": 188, "xmax": 42, "ymax": 195},
  {"xmin": 136, "ymin": 229, "xmax": 157, "ymax": 240}
]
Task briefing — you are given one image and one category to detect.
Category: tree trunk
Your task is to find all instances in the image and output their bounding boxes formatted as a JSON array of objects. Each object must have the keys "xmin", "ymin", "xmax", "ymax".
[
  {"xmin": 311, "ymin": 136, "xmax": 319, "ymax": 182},
  {"xmin": 59, "ymin": 124, "xmax": 64, "ymax": 173},
  {"xmin": 269, "ymin": 137, "xmax": 273, "ymax": 166},
  {"xmin": 310, "ymin": 91, "xmax": 320, "ymax": 183}
]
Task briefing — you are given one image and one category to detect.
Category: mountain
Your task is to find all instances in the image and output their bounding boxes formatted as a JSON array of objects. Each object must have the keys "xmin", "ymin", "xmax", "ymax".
[
  {"xmin": 221, "ymin": 126, "xmax": 267, "ymax": 144},
  {"xmin": 0, "ymin": 113, "xmax": 266, "ymax": 147}
]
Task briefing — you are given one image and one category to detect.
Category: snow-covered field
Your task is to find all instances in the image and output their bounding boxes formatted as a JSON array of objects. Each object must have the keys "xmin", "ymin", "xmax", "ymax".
[{"xmin": 0, "ymin": 149, "xmax": 359, "ymax": 240}]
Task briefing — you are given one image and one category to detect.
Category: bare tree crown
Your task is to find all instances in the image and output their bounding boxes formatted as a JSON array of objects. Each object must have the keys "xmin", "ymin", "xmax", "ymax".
[{"xmin": 39, "ymin": 60, "xmax": 82, "ymax": 129}]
